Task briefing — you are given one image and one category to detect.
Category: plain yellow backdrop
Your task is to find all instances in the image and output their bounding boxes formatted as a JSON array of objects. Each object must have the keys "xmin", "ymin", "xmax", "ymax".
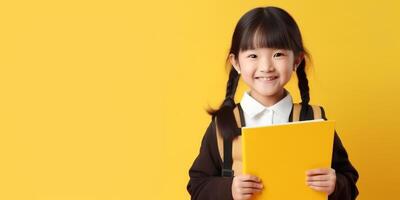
[{"xmin": 1, "ymin": 0, "xmax": 399, "ymax": 199}]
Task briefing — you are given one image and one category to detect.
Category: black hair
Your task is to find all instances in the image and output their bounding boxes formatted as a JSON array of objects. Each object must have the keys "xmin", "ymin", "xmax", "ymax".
[{"xmin": 207, "ymin": 6, "xmax": 311, "ymax": 139}]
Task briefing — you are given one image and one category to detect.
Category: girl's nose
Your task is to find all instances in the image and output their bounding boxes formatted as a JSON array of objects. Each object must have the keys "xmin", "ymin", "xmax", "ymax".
[{"xmin": 259, "ymin": 62, "xmax": 275, "ymax": 72}]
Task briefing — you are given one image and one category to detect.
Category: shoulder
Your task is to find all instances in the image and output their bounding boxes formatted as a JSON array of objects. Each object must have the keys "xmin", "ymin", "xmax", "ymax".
[
  {"xmin": 198, "ymin": 116, "xmax": 218, "ymax": 149},
  {"xmin": 310, "ymin": 104, "xmax": 327, "ymax": 120},
  {"xmin": 293, "ymin": 103, "xmax": 327, "ymax": 120},
  {"xmin": 212, "ymin": 104, "xmax": 241, "ymax": 140}
]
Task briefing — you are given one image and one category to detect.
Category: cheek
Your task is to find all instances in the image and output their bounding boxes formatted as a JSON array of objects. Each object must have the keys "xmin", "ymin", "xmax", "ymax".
[
  {"xmin": 240, "ymin": 70, "xmax": 254, "ymax": 83},
  {"xmin": 238, "ymin": 63, "xmax": 256, "ymax": 80},
  {"xmin": 280, "ymin": 67, "xmax": 294, "ymax": 82},
  {"xmin": 286, "ymin": 71, "xmax": 294, "ymax": 82}
]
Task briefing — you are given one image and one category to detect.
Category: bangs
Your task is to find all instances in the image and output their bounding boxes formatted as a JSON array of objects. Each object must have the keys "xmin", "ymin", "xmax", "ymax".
[{"xmin": 238, "ymin": 15, "xmax": 300, "ymax": 52}]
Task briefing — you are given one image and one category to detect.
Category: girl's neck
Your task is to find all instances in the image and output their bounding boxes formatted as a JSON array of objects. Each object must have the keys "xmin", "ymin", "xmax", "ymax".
[{"xmin": 249, "ymin": 89, "xmax": 287, "ymax": 107}]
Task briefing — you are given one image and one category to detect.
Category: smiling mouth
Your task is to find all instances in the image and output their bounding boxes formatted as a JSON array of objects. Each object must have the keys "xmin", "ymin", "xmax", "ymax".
[{"xmin": 255, "ymin": 76, "xmax": 278, "ymax": 81}]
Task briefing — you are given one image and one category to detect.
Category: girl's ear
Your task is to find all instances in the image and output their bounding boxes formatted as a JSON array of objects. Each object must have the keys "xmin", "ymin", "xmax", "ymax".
[
  {"xmin": 293, "ymin": 52, "xmax": 304, "ymax": 71},
  {"xmin": 229, "ymin": 53, "xmax": 241, "ymax": 74}
]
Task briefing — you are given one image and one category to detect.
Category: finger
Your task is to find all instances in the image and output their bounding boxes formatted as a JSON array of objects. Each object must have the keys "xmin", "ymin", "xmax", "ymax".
[
  {"xmin": 239, "ymin": 175, "xmax": 261, "ymax": 182},
  {"xmin": 241, "ymin": 194, "xmax": 253, "ymax": 200},
  {"xmin": 306, "ymin": 174, "xmax": 330, "ymax": 182},
  {"xmin": 240, "ymin": 181, "xmax": 264, "ymax": 189},
  {"xmin": 306, "ymin": 168, "xmax": 330, "ymax": 175},
  {"xmin": 307, "ymin": 180, "xmax": 332, "ymax": 187},
  {"xmin": 241, "ymin": 188, "xmax": 262, "ymax": 194},
  {"xmin": 308, "ymin": 185, "xmax": 329, "ymax": 193}
]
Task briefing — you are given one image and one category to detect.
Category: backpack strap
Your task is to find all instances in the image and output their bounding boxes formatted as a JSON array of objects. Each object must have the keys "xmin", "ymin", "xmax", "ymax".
[
  {"xmin": 222, "ymin": 138, "xmax": 233, "ymax": 176},
  {"xmin": 216, "ymin": 105, "xmax": 242, "ymax": 177},
  {"xmin": 292, "ymin": 103, "xmax": 323, "ymax": 121},
  {"xmin": 292, "ymin": 103, "xmax": 302, "ymax": 122},
  {"xmin": 311, "ymin": 105, "xmax": 322, "ymax": 119}
]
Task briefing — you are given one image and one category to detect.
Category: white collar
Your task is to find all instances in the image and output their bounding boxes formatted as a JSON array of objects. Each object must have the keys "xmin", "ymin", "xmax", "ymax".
[{"xmin": 240, "ymin": 90, "xmax": 293, "ymax": 120}]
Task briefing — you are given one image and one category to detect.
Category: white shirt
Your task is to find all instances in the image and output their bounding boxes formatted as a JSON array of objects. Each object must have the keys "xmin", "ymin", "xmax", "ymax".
[{"xmin": 239, "ymin": 90, "xmax": 293, "ymax": 127}]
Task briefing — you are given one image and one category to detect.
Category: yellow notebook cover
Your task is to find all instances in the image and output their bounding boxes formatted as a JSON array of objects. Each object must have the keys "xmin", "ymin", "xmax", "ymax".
[{"xmin": 242, "ymin": 120, "xmax": 335, "ymax": 200}]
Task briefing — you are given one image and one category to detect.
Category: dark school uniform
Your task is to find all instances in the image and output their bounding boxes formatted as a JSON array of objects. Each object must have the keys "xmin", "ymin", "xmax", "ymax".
[{"xmin": 187, "ymin": 103, "xmax": 359, "ymax": 200}]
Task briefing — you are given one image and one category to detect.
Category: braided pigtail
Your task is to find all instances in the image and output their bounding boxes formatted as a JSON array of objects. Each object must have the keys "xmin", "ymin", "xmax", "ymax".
[
  {"xmin": 296, "ymin": 59, "xmax": 311, "ymax": 119},
  {"xmin": 207, "ymin": 67, "xmax": 240, "ymax": 139},
  {"xmin": 222, "ymin": 67, "xmax": 240, "ymax": 107}
]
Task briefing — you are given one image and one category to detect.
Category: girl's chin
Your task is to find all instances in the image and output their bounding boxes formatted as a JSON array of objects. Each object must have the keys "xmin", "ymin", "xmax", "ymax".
[{"xmin": 251, "ymin": 89, "xmax": 282, "ymax": 98}]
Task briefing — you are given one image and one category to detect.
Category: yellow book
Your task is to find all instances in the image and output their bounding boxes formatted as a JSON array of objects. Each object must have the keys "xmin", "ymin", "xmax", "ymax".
[{"xmin": 242, "ymin": 120, "xmax": 335, "ymax": 200}]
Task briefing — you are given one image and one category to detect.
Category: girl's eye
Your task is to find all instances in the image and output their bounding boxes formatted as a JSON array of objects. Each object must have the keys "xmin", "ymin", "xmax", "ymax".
[
  {"xmin": 273, "ymin": 52, "xmax": 285, "ymax": 57},
  {"xmin": 248, "ymin": 54, "xmax": 257, "ymax": 58}
]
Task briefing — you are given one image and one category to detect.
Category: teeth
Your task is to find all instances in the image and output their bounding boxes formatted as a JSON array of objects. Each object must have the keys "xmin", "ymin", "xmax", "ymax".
[{"xmin": 258, "ymin": 77, "xmax": 276, "ymax": 81}]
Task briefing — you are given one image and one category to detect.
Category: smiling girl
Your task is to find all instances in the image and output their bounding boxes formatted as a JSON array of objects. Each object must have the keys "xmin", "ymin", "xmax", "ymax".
[{"xmin": 187, "ymin": 6, "xmax": 359, "ymax": 200}]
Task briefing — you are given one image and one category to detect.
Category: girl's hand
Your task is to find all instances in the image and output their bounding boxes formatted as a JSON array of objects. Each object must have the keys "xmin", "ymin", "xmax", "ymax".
[
  {"xmin": 305, "ymin": 168, "xmax": 336, "ymax": 195},
  {"xmin": 232, "ymin": 174, "xmax": 263, "ymax": 200}
]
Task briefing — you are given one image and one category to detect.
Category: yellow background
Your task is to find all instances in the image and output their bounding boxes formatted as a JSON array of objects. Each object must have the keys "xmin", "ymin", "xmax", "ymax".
[{"xmin": 0, "ymin": 0, "xmax": 399, "ymax": 199}]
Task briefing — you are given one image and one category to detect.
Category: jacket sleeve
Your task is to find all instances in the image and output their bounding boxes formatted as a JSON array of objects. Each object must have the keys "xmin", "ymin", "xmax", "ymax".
[
  {"xmin": 320, "ymin": 107, "xmax": 359, "ymax": 200},
  {"xmin": 187, "ymin": 116, "xmax": 234, "ymax": 200}
]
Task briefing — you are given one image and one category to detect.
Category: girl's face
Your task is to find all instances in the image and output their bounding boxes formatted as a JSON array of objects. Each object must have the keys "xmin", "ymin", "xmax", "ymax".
[{"xmin": 229, "ymin": 47, "xmax": 303, "ymax": 106}]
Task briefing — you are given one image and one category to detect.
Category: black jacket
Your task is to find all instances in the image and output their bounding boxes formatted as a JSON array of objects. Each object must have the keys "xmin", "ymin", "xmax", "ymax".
[{"xmin": 187, "ymin": 104, "xmax": 359, "ymax": 200}]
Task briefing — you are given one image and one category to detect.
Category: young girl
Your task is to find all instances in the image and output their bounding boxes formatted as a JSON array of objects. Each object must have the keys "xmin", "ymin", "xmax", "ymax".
[{"xmin": 187, "ymin": 6, "xmax": 359, "ymax": 200}]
